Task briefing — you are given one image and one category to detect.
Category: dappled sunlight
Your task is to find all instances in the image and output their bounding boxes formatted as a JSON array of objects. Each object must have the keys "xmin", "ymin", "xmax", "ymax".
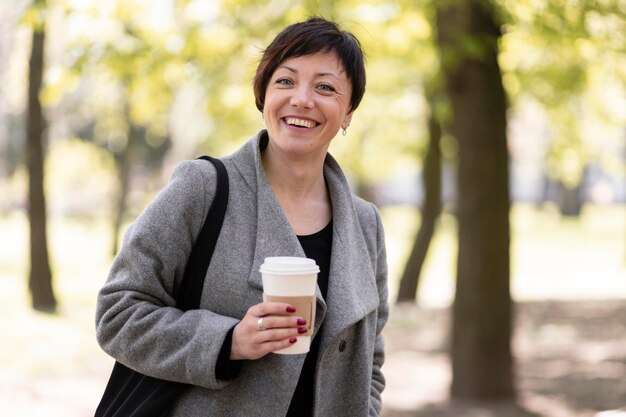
[
  {"xmin": 383, "ymin": 350, "xmax": 450, "ymax": 410},
  {"xmin": 0, "ymin": 213, "xmax": 114, "ymax": 416},
  {"xmin": 382, "ymin": 300, "xmax": 626, "ymax": 417},
  {"xmin": 382, "ymin": 203, "xmax": 626, "ymax": 306},
  {"xmin": 382, "ymin": 304, "xmax": 451, "ymax": 411},
  {"xmin": 381, "ymin": 204, "xmax": 626, "ymax": 416},
  {"xmin": 0, "ymin": 303, "xmax": 113, "ymax": 417},
  {"xmin": 2, "ymin": 0, "xmax": 624, "ymax": 414},
  {"xmin": 515, "ymin": 301, "xmax": 626, "ymax": 413},
  {"xmin": 510, "ymin": 204, "xmax": 626, "ymax": 301},
  {"xmin": 1, "ymin": 203, "xmax": 625, "ymax": 415},
  {"xmin": 381, "ymin": 207, "xmax": 457, "ymax": 308}
]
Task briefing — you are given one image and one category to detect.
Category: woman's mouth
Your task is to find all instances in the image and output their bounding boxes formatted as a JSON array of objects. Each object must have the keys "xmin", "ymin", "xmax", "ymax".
[{"xmin": 284, "ymin": 117, "xmax": 319, "ymax": 129}]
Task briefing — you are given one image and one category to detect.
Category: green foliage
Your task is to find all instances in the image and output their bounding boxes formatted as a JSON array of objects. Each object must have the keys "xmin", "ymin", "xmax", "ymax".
[
  {"xmin": 13, "ymin": 0, "xmax": 622, "ymax": 206},
  {"xmin": 316, "ymin": 0, "xmax": 436, "ymax": 181},
  {"xmin": 21, "ymin": 0, "xmax": 437, "ymax": 192},
  {"xmin": 21, "ymin": 0, "xmax": 47, "ymax": 31},
  {"xmin": 498, "ymin": 0, "xmax": 626, "ymax": 184}
]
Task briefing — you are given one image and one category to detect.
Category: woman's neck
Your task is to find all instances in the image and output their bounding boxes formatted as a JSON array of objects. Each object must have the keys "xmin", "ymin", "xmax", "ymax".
[
  {"xmin": 261, "ymin": 147, "xmax": 332, "ymax": 235},
  {"xmin": 261, "ymin": 146, "xmax": 326, "ymax": 199}
]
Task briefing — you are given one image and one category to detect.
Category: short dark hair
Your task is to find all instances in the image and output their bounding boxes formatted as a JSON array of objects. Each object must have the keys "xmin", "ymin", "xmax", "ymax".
[{"xmin": 253, "ymin": 17, "xmax": 366, "ymax": 113}]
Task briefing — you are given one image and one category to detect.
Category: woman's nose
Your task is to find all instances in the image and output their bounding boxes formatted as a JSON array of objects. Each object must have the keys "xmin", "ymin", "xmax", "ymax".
[{"xmin": 290, "ymin": 85, "xmax": 314, "ymax": 109}]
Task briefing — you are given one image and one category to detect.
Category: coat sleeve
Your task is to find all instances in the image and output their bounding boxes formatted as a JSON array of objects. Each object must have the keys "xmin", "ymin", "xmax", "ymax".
[
  {"xmin": 95, "ymin": 160, "xmax": 239, "ymax": 390},
  {"xmin": 367, "ymin": 203, "xmax": 389, "ymax": 416}
]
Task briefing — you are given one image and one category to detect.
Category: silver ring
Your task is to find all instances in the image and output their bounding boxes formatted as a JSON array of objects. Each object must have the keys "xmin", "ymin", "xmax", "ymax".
[{"xmin": 257, "ymin": 317, "xmax": 265, "ymax": 330}]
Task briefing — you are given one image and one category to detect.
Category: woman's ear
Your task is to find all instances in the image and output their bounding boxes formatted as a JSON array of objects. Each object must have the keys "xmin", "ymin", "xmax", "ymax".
[{"xmin": 342, "ymin": 112, "xmax": 353, "ymax": 130}]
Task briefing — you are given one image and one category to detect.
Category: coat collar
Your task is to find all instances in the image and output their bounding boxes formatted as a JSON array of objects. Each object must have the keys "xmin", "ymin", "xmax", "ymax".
[{"xmin": 231, "ymin": 131, "xmax": 379, "ymax": 348}]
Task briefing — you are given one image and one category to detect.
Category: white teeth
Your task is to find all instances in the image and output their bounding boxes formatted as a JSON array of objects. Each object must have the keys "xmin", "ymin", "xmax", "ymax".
[{"xmin": 285, "ymin": 117, "xmax": 317, "ymax": 129}]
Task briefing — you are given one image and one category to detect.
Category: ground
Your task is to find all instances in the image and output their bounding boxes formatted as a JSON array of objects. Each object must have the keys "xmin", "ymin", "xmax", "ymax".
[
  {"xmin": 1, "ymin": 206, "xmax": 625, "ymax": 416},
  {"xmin": 381, "ymin": 301, "xmax": 626, "ymax": 417},
  {"xmin": 2, "ymin": 291, "xmax": 625, "ymax": 416}
]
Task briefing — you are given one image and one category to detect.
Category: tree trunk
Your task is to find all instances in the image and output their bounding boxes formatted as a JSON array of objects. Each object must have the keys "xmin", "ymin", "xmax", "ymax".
[
  {"xmin": 396, "ymin": 99, "xmax": 443, "ymax": 303},
  {"xmin": 110, "ymin": 121, "xmax": 139, "ymax": 257},
  {"xmin": 436, "ymin": 0, "xmax": 514, "ymax": 399},
  {"xmin": 26, "ymin": 1, "xmax": 57, "ymax": 312},
  {"xmin": 111, "ymin": 149, "xmax": 130, "ymax": 257},
  {"xmin": 558, "ymin": 181, "xmax": 583, "ymax": 217}
]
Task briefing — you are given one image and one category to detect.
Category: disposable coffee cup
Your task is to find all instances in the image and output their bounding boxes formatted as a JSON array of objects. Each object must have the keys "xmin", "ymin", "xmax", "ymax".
[{"xmin": 259, "ymin": 256, "xmax": 319, "ymax": 354}]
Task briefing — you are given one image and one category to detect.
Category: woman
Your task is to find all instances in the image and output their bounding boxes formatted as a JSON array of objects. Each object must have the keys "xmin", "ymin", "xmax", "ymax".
[{"xmin": 96, "ymin": 17, "xmax": 389, "ymax": 416}]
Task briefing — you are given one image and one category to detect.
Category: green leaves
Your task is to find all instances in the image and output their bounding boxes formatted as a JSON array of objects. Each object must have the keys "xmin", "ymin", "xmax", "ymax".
[
  {"xmin": 18, "ymin": 0, "xmax": 622, "ymax": 192},
  {"xmin": 498, "ymin": 0, "xmax": 625, "ymax": 187}
]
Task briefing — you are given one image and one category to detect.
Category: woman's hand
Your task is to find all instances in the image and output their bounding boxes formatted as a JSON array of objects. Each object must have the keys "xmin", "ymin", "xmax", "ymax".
[{"xmin": 230, "ymin": 302, "xmax": 307, "ymax": 360}]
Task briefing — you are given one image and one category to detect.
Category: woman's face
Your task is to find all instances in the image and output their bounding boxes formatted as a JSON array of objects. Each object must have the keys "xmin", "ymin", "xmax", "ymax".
[{"xmin": 263, "ymin": 52, "xmax": 353, "ymax": 161}]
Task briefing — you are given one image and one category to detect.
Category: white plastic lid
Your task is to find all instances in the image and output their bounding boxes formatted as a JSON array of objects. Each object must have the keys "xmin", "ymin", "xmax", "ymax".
[{"xmin": 259, "ymin": 256, "xmax": 320, "ymax": 275}]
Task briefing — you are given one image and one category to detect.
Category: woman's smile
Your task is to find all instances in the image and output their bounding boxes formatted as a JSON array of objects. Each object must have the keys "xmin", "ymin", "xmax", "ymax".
[
  {"xmin": 263, "ymin": 52, "xmax": 353, "ymax": 159},
  {"xmin": 283, "ymin": 116, "xmax": 319, "ymax": 129}
]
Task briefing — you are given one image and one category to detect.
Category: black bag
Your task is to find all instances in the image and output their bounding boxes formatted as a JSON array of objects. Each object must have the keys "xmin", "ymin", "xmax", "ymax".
[{"xmin": 95, "ymin": 156, "xmax": 229, "ymax": 417}]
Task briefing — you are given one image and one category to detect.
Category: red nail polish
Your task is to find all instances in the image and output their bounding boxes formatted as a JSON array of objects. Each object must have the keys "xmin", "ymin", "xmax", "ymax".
[
  {"xmin": 298, "ymin": 327, "xmax": 307, "ymax": 334},
  {"xmin": 297, "ymin": 318, "xmax": 306, "ymax": 326},
  {"xmin": 289, "ymin": 338, "xmax": 297, "ymax": 344},
  {"xmin": 286, "ymin": 306, "xmax": 296, "ymax": 313}
]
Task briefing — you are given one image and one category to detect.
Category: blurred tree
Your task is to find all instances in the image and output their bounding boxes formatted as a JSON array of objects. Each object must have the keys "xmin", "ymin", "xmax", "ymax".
[
  {"xmin": 63, "ymin": 0, "xmax": 305, "ymax": 252},
  {"xmin": 25, "ymin": 0, "xmax": 57, "ymax": 312},
  {"xmin": 330, "ymin": 1, "xmax": 432, "ymax": 194},
  {"xmin": 109, "ymin": 99, "xmax": 162, "ymax": 256},
  {"xmin": 436, "ymin": 0, "xmax": 514, "ymax": 399},
  {"xmin": 387, "ymin": 1, "xmax": 447, "ymax": 304},
  {"xmin": 62, "ymin": 2, "xmax": 177, "ymax": 254},
  {"xmin": 396, "ymin": 86, "xmax": 443, "ymax": 302},
  {"xmin": 397, "ymin": 0, "xmax": 626, "ymax": 302},
  {"xmin": 498, "ymin": 0, "xmax": 626, "ymax": 215},
  {"xmin": 48, "ymin": 0, "xmax": 432, "ymax": 259}
]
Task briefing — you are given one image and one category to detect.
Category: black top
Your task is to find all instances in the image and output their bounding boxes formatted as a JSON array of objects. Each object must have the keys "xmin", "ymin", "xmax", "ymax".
[
  {"xmin": 216, "ymin": 221, "xmax": 333, "ymax": 417},
  {"xmin": 296, "ymin": 220, "xmax": 332, "ymax": 300},
  {"xmin": 286, "ymin": 220, "xmax": 333, "ymax": 416}
]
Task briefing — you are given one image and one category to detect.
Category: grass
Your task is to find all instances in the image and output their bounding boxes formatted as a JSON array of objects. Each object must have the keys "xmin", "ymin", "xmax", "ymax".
[
  {"xmin": 0, "ymin": 212, "xmax": 114, "ymax": 417},
  {"xmin": 381, "ymin": 203, "xmax": 626, "ymax": 306},
  {"xmin": 1, "ymin": 203, "xmax": 625, "ymax": 416}
]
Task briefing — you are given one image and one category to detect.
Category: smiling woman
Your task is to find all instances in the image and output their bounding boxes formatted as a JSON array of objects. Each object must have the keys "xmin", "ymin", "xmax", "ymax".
[
  {"xmin": 95, "ymin": 17, "xmax": 389, "ymax": 417},
  {"xmin": 253, "ymin": 17, "xmax": 366, "ymax": 114},
  {"xmin": 261, "ymin": 52, "xmax": 353, "ymax": 163}
]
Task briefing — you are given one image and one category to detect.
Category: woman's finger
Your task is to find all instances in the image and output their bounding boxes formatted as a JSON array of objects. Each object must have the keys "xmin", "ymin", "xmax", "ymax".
[
  {"xmin": 248, "ymin": 301, "xmax": 297, "ymax": 317},
  {"xmin": 230, "ymin": 303, "xmax": 305, "ymax": 360},
  {"xmin": 255, "ymin": 315, "xmax": 307, "ymax": 332}
]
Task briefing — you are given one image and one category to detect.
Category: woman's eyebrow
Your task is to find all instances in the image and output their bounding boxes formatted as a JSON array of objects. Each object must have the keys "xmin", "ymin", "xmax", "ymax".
[
  {"xmin": 278, "ymin": 65, "xmax": 297, "ymax": 73},
  {"xmin": 277, "ymin": 65, "xmax": 341, "ymax": 80}
]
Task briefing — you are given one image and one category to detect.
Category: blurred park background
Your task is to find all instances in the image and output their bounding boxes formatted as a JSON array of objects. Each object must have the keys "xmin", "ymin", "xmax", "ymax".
[{"xmin": 1, "ymin": 0, "xmax": 625, "ymax": 416}]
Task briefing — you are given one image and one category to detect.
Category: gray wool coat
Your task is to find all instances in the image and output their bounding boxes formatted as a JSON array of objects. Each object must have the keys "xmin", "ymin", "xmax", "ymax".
[{"xmin": 96, "ymin": 130, "xmax": 389, "ymax": 417}]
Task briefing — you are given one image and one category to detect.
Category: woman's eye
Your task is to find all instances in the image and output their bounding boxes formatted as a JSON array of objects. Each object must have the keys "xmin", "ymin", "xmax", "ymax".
[
  {"xmin": 318, "ymin": 84, "xmax": 335, "ymax": 92},
  {"xmin": 276, "ymin": 78, "xmax": 293, "ymax": 86}
]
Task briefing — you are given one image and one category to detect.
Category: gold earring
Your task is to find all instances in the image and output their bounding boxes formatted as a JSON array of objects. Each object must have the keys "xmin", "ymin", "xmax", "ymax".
[{"xmin": 341, "ymin": 127, "xmax": 347, "ymax": 136}]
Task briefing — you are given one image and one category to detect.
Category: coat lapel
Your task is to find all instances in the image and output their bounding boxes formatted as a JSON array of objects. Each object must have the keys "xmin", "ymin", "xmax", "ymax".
[
  {"xmin": 247, "ymin": 167, "xmax": 305, "ymax": 290},
  {"xmin": 319, "ymin": 156, "xmax": 379, "ymax": 351},
  {"xmin": 233, "ymin": 131, "xmax": 379, "ymax": 348},
  {"xmin": 235, "ymin": 132, "xmax": 325, "ymax": 306}
]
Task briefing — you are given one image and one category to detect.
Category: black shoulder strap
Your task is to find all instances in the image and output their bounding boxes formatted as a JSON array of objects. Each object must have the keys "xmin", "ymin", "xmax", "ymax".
[{"xmin": 176, "ymin": 156, "xmax": 229, "ymax": 311}]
